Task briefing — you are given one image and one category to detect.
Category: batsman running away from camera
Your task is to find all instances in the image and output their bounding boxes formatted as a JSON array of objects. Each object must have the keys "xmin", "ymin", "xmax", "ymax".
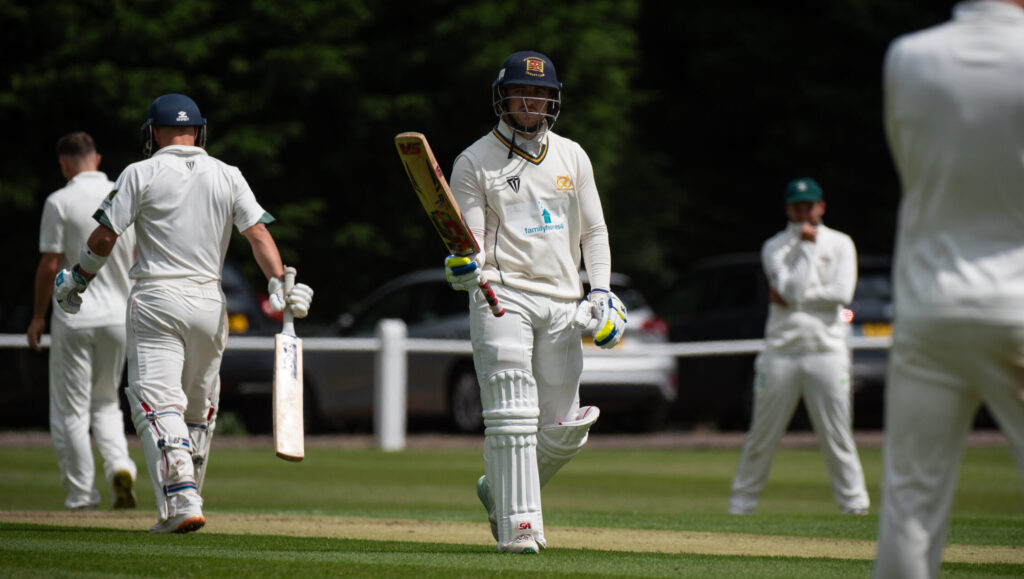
[
  {"xmin": 441, "ymin": 50, "xmax": 625, "ymax": 554},
  {"xmin": 53, "ymin": 93, "xmax": 314, "ymax": 534}
]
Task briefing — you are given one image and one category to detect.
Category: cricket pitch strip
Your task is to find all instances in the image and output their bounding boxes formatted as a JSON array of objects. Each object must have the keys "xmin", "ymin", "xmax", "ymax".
[{"xmin": 2, "ymin": 510, "xmax": 1021, "ymax": 565}]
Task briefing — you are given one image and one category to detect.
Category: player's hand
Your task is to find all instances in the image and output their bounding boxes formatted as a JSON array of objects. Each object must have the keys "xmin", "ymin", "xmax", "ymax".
[
  {"xmin": 769, "ymin": 288, "xmax": 788, "ymax": 306},
  {"xmin": 26, "ymin": 318, "xmax": 46, "ymax": 351},
  {"xmin": 800, "ymin": 222, "xmax": 818, "ymax": 242},
  {"xmin": 53, "ymin": 266, "xmax": 89, "ymax": 314},
  {"xmin": 444, "ymin": 255, "xmax": 481, "ymax": 292},
  {"xmin": 287, "ymin": 283, "xmax": 313, "ymax": 318},
  {"xmin": 583, "ymin": 289, "xmax": 628, "ymax": 349}
]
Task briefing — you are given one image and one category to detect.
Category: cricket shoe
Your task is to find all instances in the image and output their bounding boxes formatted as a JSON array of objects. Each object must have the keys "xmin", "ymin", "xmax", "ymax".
[
  {"xmin": 112, "ymin": 470, "xmax": 137, "ymax": 509},
  {"xmin": 842, "ymin": 506, "xmax": 869, "ymax": 516},
  {"xmin": 476, "ymin": 475, "xmax": 498, "ymax": 541},
  {"xmin": 502, "ymin": 534, "xmax": 540, "ymax": 555},
  {"xmin": 149, "ymin": 513, "xmax": 206, "ymax": 534}
]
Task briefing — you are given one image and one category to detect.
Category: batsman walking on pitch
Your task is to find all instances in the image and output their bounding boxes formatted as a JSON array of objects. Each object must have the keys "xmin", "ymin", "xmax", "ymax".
[
  {"xmin": 875, "ymin": 2, "xmax": 1024, "ymax": 577},
  {"xmin": 444, "ymin": 51, "xmax": 626, "ymax": 554},
  {"xmin": 53, "ymin": 94, "xmax": 314, "ymax": 534},
  {"xmin": 729, "ymin": 178, "xmax": 870, "ymax": 516},
  {"xmin": 27, "ymin": 132, "xmax": 138, "ymax": 511}
]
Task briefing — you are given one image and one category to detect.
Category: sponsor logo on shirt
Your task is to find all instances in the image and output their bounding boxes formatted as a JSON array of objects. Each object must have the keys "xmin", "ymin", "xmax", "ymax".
[
  {"xmin": 555, "ymin": 175, "xmax": 573, "ymax": 192},
  {"xmin": 524, "ymin": 201, "xmax": 565, "ymax": 235},
  {"xmin": 105, "ymin": 189, "xmax": 118, "ymax": 201},
  {"xmin": 507, "ymin": 176, "xmax": 520, "ymax": 193}
]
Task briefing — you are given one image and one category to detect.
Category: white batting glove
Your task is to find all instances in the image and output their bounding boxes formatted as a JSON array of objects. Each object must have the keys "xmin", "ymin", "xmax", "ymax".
[
  {"xmin": 584, "ymin": 289, "xmax": 627, "ymax": 349},
  {"xmin": 268, "ymin": 278, "xmax": 314, "ymax": 318},
  {"xmin": 444, "ymin": 255, "xmax": 482, "ymax": 292},
  {"xmin": 53, "ymin": 267, "xmax": 89, "ymax": 314}
]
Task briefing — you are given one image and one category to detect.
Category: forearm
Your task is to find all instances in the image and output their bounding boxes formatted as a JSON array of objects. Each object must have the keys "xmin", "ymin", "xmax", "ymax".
[
  {"xmin": 242, "ymin": 223, "xmax": 285, "ymax": 280},
  {"xmin": 766, "ymin": 243, "xmax": 814, "ymax": 304},
  {"xmin": 32, "ymin": 254, "xmax": 60, "ymax": 320}
]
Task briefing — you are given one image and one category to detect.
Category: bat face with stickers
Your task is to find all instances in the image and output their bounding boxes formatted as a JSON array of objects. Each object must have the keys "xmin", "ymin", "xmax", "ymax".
[
  {"xmin": 273, "ymin": 266, "xmax": 304, "ymax": 461},
  {"xmin": 394, "ymin": 132, "xmax": 504, "ymax": 317}
]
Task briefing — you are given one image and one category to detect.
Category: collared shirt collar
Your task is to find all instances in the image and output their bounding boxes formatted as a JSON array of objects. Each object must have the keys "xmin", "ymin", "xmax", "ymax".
[{"xmin": 154, "ymin": 145, "xmax": 209, "ymax": 157}]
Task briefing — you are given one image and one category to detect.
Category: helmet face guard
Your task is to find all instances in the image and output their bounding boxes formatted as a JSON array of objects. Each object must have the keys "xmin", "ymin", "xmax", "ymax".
[
  {"xmin": 140, "ymin": 93, "xmax": 208, "ymax": 157},
  {"xmin": 491, "ymin": 51, "xmax": 562, "ymax": 136}
]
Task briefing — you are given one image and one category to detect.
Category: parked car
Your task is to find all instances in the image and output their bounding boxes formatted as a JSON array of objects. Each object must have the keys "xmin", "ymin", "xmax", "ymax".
[
  {"xmin": 657, "ymin": 252, "xmax": 894, "ymax": 430},
  {"xmin": 218, "ymin": 270, "xmax": 677, "ymax": 434}
]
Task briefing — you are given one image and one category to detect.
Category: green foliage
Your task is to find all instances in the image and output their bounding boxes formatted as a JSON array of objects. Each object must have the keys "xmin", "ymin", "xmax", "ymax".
[{"xmin": 1, "ymin": 1, "xmax": 952, "ymax": 329}]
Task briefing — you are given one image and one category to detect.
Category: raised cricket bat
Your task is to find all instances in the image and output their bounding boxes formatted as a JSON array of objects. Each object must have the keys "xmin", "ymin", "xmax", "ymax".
[
  {"xmin": 273, "ymin": 266, "xmax": 304, "ymax": 461},
  {"xmin": 394, "ymin": 131, "xmax": 504, "ymax": 317}
]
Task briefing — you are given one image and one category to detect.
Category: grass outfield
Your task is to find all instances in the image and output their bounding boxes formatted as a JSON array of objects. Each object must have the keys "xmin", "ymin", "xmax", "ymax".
[{"xmin": 1, "ymin": 432, "xmax": 1022, "ymax": 577}]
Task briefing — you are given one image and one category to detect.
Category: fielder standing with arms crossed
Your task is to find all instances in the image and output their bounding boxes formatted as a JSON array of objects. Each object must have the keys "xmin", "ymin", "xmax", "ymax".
[
  {"xmin": 53, "ymin": 94, "xmax": 313, "ymax": 534},
  {"xmin": 28, "ymin": 131, "xmax": 138, "ymax": 511},
  {"xmin": 875, "ymin": 2, "xmax": 1024, "ymax": 576},
  {"xmin": 729, "ymin": 178, "xmax": 870, "ymax": 516},
  {"xmin": 445, "ymin": 51, "xmax": 626, "ymax": 554}
]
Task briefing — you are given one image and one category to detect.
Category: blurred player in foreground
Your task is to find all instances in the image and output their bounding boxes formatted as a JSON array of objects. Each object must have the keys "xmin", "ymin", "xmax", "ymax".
[
  {"xmin": 28, "ymin": 131, "xmax": 138, "ymax": 511},
  {"xmin": 445, "ymin": 50, "xmax": 625, "ymax": 553},
  {"xmin": 53, "ymin": 94, "xmax": 313, "ymax": 534},
  {"xmin": 729, "ymin": 177, "xmax": 870, "ymax": 516},
  {"xmin": 875, "ymin": 1, "xmax": 1024, "ymax": 577}
]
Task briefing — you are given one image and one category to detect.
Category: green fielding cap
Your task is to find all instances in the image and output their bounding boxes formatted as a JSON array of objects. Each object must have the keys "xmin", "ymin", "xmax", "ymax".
[{"xmin": 784, "ymin": 177, "xmax": 823, "ymax": 204}]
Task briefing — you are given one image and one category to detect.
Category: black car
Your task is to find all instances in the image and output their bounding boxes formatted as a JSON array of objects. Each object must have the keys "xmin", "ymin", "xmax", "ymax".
[{"xmin": 657, "ymin": 253, "xmax": 893, "ymax": 430}]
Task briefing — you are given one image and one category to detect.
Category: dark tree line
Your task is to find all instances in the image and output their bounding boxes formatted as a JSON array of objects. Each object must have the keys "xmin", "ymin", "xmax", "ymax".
[{"xmin": 0, "ymin": 1, "xmax": 952, "ymax": 329}]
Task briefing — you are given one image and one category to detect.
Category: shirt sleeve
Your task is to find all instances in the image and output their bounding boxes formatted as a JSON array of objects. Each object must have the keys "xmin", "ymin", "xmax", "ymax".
[
  {"xmin": 575, "ymin": 146, "xmax": 611, "ymax": 291},
  {"xmin": 231, "ymin": 168, "xmax": 275, "ymax": 231},
  {"xmin": 763, "ymin": 237, "xmax": 815, "ymax": 305},
  {"xmin": 38, "ymin": 196, "xmax": 63, "ymax": 253},
  {"xmin": 450, "ymin": 152, "xmax": 487, "ymax": 263},
  {"xmin": 94, "ymin": 166, "xmax": 141, "ymax": 235}
]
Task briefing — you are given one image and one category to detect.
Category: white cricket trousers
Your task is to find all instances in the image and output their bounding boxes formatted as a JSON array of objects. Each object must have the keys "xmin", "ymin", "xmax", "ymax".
[
  {"xmin": 874, "ymin": 318, "xmax": 1024, "ymax": 579},
  {"xmin": 48, "ymin": 316, "xmax": 135, "ymax": 510},
  {"xmin": 730, "ymin": 351, "xmax": 869, "ymax": 514},
  {"xmin": 469, "ymin": 284, "xmax": 585, "ymax": 548},
  {"xmin": 124, "ymin": 279, "xmax": 226, "ymax": 513}
]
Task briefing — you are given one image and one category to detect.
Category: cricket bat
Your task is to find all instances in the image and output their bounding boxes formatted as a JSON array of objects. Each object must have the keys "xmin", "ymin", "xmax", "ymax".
[
  {"xmin": 394, "ymin": 131, "xmax": 504, "ymax": 317},
  {"xmin": 273, "ymin": 266, "xmax": 304, "ymax": 461}
]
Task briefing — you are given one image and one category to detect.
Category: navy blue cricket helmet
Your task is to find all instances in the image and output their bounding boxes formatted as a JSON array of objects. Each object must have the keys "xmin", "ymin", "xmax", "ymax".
[
  {"xmin": 491, "ymin": 51, "xmax": 562, "ymax": 133},
  {"xmin": 140, "ymin": 94, "xmax": 208, "ymax": 157}
]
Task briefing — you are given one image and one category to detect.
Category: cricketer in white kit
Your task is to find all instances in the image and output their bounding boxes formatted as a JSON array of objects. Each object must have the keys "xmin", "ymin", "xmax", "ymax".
[
  {"xmin": 876, "ymin": 2, "xmax": 1024, "ymax": 577},
  {"xmin": 53, "ymin": 94, "xmax": 313, "ymax": 534},
  {"xmin": 30, "ymin": 132, "xmax": 137, "ymax": 510},
  {"xmin": 445, "ymin": 50, "xmax": 626, "ymax": 554},
  {"xmin": 729, "ymin": 177, "xmax": 870, "ymax": 516}
]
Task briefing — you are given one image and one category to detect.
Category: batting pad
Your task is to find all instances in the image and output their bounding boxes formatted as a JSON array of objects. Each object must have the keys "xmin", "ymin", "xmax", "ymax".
[
  {"xmin": 538, "ymin": 405, "xmax": 600, "ymax": 487},
  {"xmin": 482, "ymin": 369, "xmax": 545, "ymax": 549},
  {"xmin": 128, "ymin": 389, "xmax": 198, "ymax": 522}
]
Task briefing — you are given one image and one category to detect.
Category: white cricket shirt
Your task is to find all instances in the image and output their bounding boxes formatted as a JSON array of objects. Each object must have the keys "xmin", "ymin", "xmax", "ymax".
[
  {"xmin": 885, "ymin": 0, "xmax": 1024, "ymax": 323},
  {"xmin": 761, "ymin": 222, "xmax": 857, "ymax": 354},
  {"xmin": 95, "ymin": 146, "xmax": 272, "ymax": 283},
  {"xmin": 39, "ymin": 171, "xmax": 135, "ymax": 329},
  {"xmin": 450, "ymin": 121, "xmax": 611, "ymax": 299}
]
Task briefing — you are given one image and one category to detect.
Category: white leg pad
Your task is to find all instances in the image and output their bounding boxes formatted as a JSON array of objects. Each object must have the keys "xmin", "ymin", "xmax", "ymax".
[
  {"xmin": 481, "ymin": 369, "xmax": 545, "ymax": 550},
  {"xmin": 187, "ymin": 402, "xmax": 216, "ymax": 493},
  {"xmin": 127, "ymin": 389, "xmax": 200, "ymax": 522},
  {"xmin": 537, "ymin": 405, "xmax": 600, "ymax": 488}
]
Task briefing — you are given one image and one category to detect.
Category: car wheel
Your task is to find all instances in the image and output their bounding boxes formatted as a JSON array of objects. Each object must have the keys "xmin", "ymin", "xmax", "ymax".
[{"xmin": 449, "ymin": 364, "xmax": 483, "ymax": 433}]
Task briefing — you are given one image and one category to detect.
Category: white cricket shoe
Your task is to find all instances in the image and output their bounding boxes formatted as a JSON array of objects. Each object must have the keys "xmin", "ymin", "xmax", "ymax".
[
  {"xmin": 150, "ymin": 491, "xmax": 205, "ymax": 534},
  {"xmin": 112, "ymin": 470, "xmax": 137, "ymax": 509},
  {"xmin": 475, "ymin": 475, "xmax": 498, "ymax": 541},
  {"xmin": 842, "ymin": 506, "xmax": 869, "ymax": 515},
  {"xmin": 502, "ymin": 534, "xmax": 540, "ymax": 555}
]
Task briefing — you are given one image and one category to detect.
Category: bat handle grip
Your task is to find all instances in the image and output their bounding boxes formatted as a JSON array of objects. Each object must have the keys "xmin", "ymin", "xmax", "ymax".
[
  {"xmin": 283, "ymin": 266, "xmax": 297, "ymax": 332},
  {"xmin": 478, "ymin": 280, "xmax": 505, "ymax": 317}
]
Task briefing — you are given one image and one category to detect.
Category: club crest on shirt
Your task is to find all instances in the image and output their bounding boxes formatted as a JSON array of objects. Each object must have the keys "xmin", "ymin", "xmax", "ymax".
[
  {"xmin": 507, "ymin": 176, "xmax": 520, "ymax": 193},
  {"xmin": 105, "ymin": 189, "xmax": 118, "ymax": 201},
  {"xmin": 555, "ymin": 175, "xmax": 574, "ymax": 192}
]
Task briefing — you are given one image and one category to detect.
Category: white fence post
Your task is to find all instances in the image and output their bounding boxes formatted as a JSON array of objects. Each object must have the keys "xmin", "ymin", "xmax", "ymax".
[{"xmin": 374, "ymin": 319, "xmax": 407, "ymax": 451}]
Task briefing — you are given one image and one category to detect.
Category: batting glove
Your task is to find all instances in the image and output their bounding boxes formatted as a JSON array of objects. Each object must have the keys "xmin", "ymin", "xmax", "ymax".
[
  {"xmin": 53, "ymin": 266, "xmax": 89, "ymax": 314},
  {"xmin": 268, "ymin": 278, "xmax": 314, "ymax": 319},
  {"xmin": 445, "ymin": 255, "xmax": 482, "ymax": 292},
  {"xmin": 586, "ymin": 289, "xmax": 628, "ymax": 349}
]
